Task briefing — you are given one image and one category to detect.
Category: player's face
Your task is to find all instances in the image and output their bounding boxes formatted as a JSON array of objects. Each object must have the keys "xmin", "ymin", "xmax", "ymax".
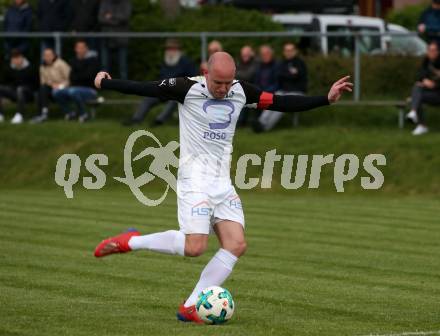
[{"xmin": 206, "ymin": 69, "xmax": 234, "ymax": 99}]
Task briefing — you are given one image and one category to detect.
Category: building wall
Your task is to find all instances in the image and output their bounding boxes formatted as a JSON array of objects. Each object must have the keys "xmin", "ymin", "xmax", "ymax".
[{"xmin": 394, "ymin": 0, "xmax": 428, "ymax": 10}]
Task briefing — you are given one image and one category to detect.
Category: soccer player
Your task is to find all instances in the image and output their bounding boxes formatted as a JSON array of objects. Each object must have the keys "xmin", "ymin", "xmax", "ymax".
[{"xmin": 93, "ymin": 52, "xmax": 352, "ymax": 323}]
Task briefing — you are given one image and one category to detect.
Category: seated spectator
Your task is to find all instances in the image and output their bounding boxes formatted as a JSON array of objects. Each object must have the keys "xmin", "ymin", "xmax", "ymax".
[
  {"xmin": 256, "ymin": 42, "xmax": 308, "ymax": 132},
  {"xmin": 418, "ymin": 0, "xmax": 440, "ymax": 45},
  {"xmin": 236, "ymin": 45, "xmax": 258, "ymax": 83},
  {"xmin": 200, "ymin": 40, "xmax": 223, "ymax": 74},
  {"xmin": 53, "ymin": 40, "xmax": 100, "ymax": 122},
  {"xmin": 31, "ymin": 48, "xmax": 70, "ymax": 123},
  {"xmin": 236, "ymin": 45, "xmax": 258, "ymax": 126},
  {"xmin": 252, "ymin": 45, "xmax": 279, "ymax": 132},
  {"xmin": 3, "ymin": 0, "xmax": 33, "ymax": 58},
  {"xmin": 99, "ymin": 0, "xmax": 132, "ymax": 80},
  {"xmin": 124, "ymin": 38, "xmax": 197, "ymax": 126},
  {"xmin": 37, "ymin": 0, "xmax": 72, "ymax": 52},
  {"xmin": 0, "ymin": 49, "xmax": 38, "ymax": 124},
  {"xmin": 406, "ymin": 41, "xmax": 440, "ymax": 135}
]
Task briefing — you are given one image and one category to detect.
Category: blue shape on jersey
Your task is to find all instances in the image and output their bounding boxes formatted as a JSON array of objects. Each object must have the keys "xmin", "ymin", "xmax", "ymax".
[{"xmin": 202, "ymin": 100, "xmax": 235, "ymax": 130}]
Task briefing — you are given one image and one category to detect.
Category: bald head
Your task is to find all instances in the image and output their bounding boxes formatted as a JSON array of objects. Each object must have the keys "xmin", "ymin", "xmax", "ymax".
[
  {"xmin": 205, "ymin": 52, "xmax": 236, "ymax": 99},
  {"xmin": 207, "ymin": 51, "xmax": 236, "ymax": 75}
]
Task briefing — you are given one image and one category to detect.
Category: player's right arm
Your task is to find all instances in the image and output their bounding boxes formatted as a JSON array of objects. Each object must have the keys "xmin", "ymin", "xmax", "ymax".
[
  {"xmin": 94, "ymin": 71, "xmax": 194, "ymax": 104},
  {"xmin": 241, "ymin": 76, "xmax": 353, "ymax": 112}
]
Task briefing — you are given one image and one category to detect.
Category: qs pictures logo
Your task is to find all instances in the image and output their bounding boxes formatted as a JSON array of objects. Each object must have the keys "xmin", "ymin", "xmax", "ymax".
[{"xmin": 54, "ymin": 130, "xmax": 179, "ymax": 206}]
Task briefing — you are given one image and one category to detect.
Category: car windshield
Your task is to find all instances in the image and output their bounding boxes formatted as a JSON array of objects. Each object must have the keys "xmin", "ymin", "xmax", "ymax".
[
  {"xmin": 327, "ymin": 25, "xmax": 381, "ymax": 56},
  {"xmin": 388, "ymin": 33, "xmax": 427, "ymax": 56}
]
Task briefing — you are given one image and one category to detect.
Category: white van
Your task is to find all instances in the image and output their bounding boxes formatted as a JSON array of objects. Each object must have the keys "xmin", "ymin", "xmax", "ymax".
[{"xmin": 272, "ymin": 14, "xmax": 427, "ymax": 56}]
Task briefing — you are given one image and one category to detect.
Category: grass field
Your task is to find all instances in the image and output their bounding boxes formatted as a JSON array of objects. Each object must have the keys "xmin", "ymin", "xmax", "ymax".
[
  {"xmin": 1, "ymin": 189, "xmax": 439, "ymax": 336},
  {"xmin": 1, "ymin": 116, "xmax": 439, "ymax": 335}
]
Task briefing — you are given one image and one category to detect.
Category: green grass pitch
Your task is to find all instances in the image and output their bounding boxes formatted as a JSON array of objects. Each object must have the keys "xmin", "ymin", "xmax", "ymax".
[{"xmin": 0, "ymin": 190, "xmax": 439, "ymax": 336}]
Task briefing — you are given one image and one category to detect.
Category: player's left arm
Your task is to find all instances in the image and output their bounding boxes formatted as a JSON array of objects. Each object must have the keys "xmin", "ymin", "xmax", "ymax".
[
  {"xmin": 94, "ymin": 71, "xmax": 195, "ymax": 103},
  {"xmin": 242, "ymin": 76, "xmax": 353, "ymax": 112}
]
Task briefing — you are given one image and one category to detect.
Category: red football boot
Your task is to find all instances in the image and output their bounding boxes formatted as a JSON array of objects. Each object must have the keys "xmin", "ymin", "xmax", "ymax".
[
  {"xmin": 176, "ymin": 303, "xmax": 203, "ymax": 324},
  {"xmin": 94, "ymin": 228, "xmax": 140, "ymax": 258}
]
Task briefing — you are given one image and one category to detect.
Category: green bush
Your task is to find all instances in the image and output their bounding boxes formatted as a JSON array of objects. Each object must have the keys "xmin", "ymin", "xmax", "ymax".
[{"xmin": 128, "ymin": 3, "xmax": 284, "ymax": 80}]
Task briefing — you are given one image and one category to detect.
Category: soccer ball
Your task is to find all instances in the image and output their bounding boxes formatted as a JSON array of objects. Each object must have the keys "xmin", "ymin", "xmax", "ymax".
[{"xmin": 196, "ymin": 286, "xmax": 235, "ymax": 324}]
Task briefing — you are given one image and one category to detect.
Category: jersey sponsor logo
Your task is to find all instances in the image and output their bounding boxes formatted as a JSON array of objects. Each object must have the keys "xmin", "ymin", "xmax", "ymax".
[
  {"xmin": 229, "ymin": 195, "xmax": 242, "ymax": 209},
  {"xmin": 202, "ymin": 100, "xmax": 235, "ymax": 130},
  {"xmin": 169, "ymin": 78, "xmax": 176, "ymax": 86},
  {"xmin": 159, "ymin": 79, "xmax": 167, "ymax": 87},
  {"xmin": 191, "ymin": 200, "xmax": 212, "ymax": 216},
  {"xmin": 203, "ymin": 131, "xmax": 226, "ymax": 140}
]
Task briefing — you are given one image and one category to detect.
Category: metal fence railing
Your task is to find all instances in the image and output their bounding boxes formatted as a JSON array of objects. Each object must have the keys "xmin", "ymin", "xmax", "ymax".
[{"xmin": 0, "ymin": 31, "xmax": 426, "ymax": 101}]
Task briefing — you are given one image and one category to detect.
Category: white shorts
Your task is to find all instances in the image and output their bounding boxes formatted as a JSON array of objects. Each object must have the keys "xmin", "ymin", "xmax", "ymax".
[{"xmin": 177, "ymin": 181, "xmax": 245, "ymax": 235}]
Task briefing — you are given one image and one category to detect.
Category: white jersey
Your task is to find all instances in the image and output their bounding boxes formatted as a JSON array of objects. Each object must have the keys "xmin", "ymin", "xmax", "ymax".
[
  {"xmin": 149, "ymin": 76, "xmax": 265, "ymax": 192},
  {"xmin": 178, "ymin": 76, "xmax": 246, "ymax": 186}
]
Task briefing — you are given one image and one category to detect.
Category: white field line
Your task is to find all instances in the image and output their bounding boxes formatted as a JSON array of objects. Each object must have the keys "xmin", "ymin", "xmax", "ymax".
[{"xmin": 359, "ymin": 330, "xmax": 440, "ymax": 336}]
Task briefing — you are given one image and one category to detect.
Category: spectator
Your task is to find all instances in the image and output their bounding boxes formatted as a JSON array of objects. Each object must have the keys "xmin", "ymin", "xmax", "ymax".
[
  {"xmin": 70, "ymin": 0, "xmax": 100, "ymax": 50},
  {"xmin": 200, "ymin": 40, "xmax": 223, "ymax": 74},
  {"xmin": 254, "ymin": 45, "xmax": 279, "ymax": 93},
  {"xmin": 3, "ymin": 0, "xmax": 33, "ymax": 58},
  {"xmin": 406, "ymin": 41, "xmax": 440, "ymax": 135},
  {"xmin": 71, "ymin": 0, "xmax": 99, "ymax": 32},
  {"xmin": 255, "ymin": 42, "xmax": 308, "ymax": 132},
  {"xmin": 53, "ymin": 40, "xmax": 100, "ymax": 122},
  {"xmin": 252, "ymin": 45, "xmax": 279, "ymax": 132},
  {"xmin": 37, "ymin": 0, "xmax": 72, "ymax": 50},
  {"xmin": 418, "ymin": 0, "xmax": 440, "ymax": 44},
  {"xmin": 124, "ymin": 39, "xmax": 197, "ymax": 126},
  {"xmin": 236, "ymin": 45, "xmax": 258, "ymax": 127},
  {"xmin": 0, "ymin": 49, "xmax": 38, "ymax": 124},
  {"xmin": 31, "ymin": 48, "xmax": 70, "ymax": 123},
  {"xmin": 278, "ymin": 42, "xmax": 308, "ymax": 94},
  {"xmin": 236, "ymin": 45, "xmax": 258, "ymax": 83},
  {"xmin": 99, "ymin": 0, "xmax": 132, "ymax": 80}
]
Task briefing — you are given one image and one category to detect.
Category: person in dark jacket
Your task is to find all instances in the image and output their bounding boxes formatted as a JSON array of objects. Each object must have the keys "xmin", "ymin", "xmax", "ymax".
[
  {"xmin": 418, "ymin": 0, "xmax": 440, "ymax": 44},
  {"xmin": 99, "ymin": 0, "xmax": 132, "ymax": 80},
  {"xmin": 236, "ymin": 45, "xmax": 258, "ymax": 127},
  {"xmin": 0, "ymin": 49, "xmax": 38, "ymax": 124},
  {"xmin": 236, "ymin": 45, "xmax": 258, "ymax": 83},
  {"xmin": 124, "ymin": 39, "xmax": 197, "ymax": 126},
  {"xmin": 3, "ymin": 0, "xmax": 33, "ymax": 58},
  {"xmin": 52, "ymin": 40, "xmax": 100, "ymax": 122},
  {"xmin": 252, "ymin": 45, "xmax": 280, "ymax": 132},
  {"xmin": 255, "ymin": 42, "xmax": 309, "ymax": 132},
  {"xmin": 406, "ymin": 41, "xmax": 440, "ymax": 135},
  {"xmin": 37, "ymin": 0, "xmax": 72, "ymax": 51},
  {"xmin": 70, "ymin": 0, "xmax": 100, "ymax": 51},
  {"xmin": 278, "ymin": 42, "xmax": 308, "ymax": 94},
  {"xmin": 71, "ymin": 0, "xmax": 99, "ymax": 32},
  {"xmin": 254, "ymin": 45, "xmax": 279, "ymax": 93}
]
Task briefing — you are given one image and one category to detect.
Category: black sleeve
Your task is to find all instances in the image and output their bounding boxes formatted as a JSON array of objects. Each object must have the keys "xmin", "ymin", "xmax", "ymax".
[
  {"xmin": 240, "ymin": 80, "xmax": 329, "ymax": 112},
  {"xmin": 101, "ymin": 77, "xmax": 196, "ymax": 104},
  {"xmin": 270, "ymin": 94, "xmax": 329, "ymax": 112}
]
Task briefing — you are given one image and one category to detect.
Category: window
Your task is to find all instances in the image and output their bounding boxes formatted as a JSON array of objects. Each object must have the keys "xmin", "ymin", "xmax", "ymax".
[{"xmin": 327, "ymin": 25, "xmax": 381, "ymax": 56}]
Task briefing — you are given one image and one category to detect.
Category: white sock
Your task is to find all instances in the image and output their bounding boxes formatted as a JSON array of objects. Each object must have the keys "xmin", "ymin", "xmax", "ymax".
[
  {"xmin": 184, "ymin": 248, "xmax": 238, "ymax": 307},
  {"xmin": 128, "ymin": 230, "xmax": 185, "ymax": 256}
]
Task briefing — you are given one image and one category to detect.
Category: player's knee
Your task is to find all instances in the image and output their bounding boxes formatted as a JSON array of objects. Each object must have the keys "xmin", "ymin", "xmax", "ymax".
[
  {"xmin": 184, "ymin": 240, "xmax": 208, "ymax": 257},
  {"xmin": 228, "ymin": 239, "xmax": 247, "ymax": 257}
]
